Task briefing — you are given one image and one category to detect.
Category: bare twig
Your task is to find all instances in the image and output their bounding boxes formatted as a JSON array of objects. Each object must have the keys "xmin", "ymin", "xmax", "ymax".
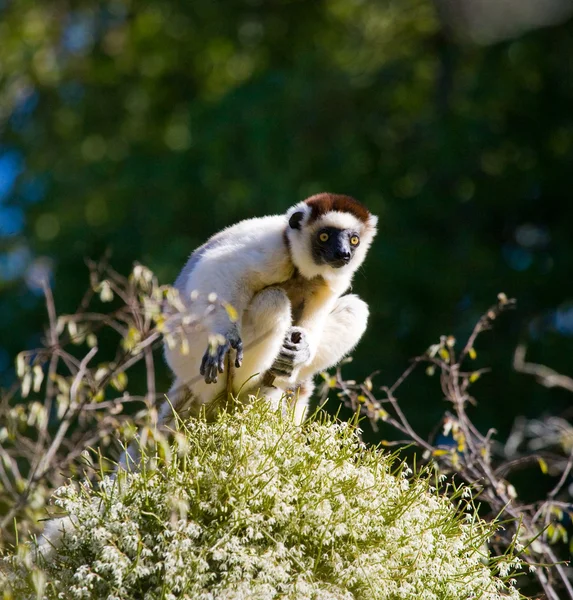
[
  {"xmin": 329, "ymin": 296, "xmax": 573, "ymax": 599},
  {"xmin": 514, "ymin": 344, "xmax": 573, "ymax": 393}
]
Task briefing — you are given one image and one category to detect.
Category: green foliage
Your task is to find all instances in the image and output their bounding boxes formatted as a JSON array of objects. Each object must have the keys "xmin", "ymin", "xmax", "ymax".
[
  {"xmin": 2, "ymin": 400, "xmax": 522, "ymax": 599},
  {"xmin": 1, "ymin": 0, "xmax": 573, "ymax": 439}
]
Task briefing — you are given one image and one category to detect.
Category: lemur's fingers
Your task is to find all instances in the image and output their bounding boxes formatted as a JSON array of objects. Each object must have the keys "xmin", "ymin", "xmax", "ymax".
[
  {"xmin": 217, "ymin": 342, "xmax": 231, "ymax": 373},
  {"xmin": 232, "ymin": 338, "xmax": 244, "ymax": 368},
  {"xmin": 210, "ymin": 358, "xmax": 220, "ymax": 383},
  {"xmin": 200, "ymin": 351, "xmax": 209, "ymax": 377},
  {"xmin": 200, "ymin": 348, "xmax": 222, "ymax": 384},
  {"xmin": 287, "ymin": 326, "xmax": 307, "ymax": 344},
  {"xmin": 207, "ymin": 357, "xmax": 219, "ymax": 383},
  {"xmin": 200, "ymin": 329, "xmax": 242, "ymax": 384},
  {"xmin": 288, "ymin": 327, "xmax": 304, "ymax": 344},
  {"xmin": 278, "ymin": 326, "xmax": 311, "ymax": 368},
  {"xmin": 283, "ymin": 326, "xmax": 309, "ymax": 352}
]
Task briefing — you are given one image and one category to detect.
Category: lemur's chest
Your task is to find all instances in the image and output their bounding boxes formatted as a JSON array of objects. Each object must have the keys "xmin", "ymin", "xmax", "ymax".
[{"xmin": 278, "ymin": 271, "xmax": 326, "ymax": 325}]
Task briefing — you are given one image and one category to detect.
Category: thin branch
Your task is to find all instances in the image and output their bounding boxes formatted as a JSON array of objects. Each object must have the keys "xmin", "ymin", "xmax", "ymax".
[
  {"xmin": 33, "ymin": 347, "xmax": 99, "ymax": 485},
  {"xmin": 514, "ymin": 344, "xmax": 573, "ymax": 393},
  {"xmin": 548, "ymin": 449, "xmax": 573, "ymax": 500}
]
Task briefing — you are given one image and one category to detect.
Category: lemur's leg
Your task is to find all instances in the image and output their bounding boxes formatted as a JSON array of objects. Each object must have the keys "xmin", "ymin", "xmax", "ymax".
[
  {"xmin": 237, "ymin": 287, "xmax": 292, "ymax": 392},
  {"xmin": 297, "ymin": 294, "xmax": 369, "ymax": 379},
  {"xmin": 280, "ymin": 294, "xmax": 368, "ymax": 423}
]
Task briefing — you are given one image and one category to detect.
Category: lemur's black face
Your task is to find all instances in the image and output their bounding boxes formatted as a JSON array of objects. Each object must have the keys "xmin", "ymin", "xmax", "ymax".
[{"xmin": 312, "ymin": 227, "xmax": 361, "ymax": 268}]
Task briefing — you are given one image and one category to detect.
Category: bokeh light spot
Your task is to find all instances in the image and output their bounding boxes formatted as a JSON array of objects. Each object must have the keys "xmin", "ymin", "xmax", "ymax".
[
  {"xmin": 164, "ymin": 123, "xmax": 191, "ymax": 151},
  {"xmin": 81, "ymin": 135, "xmax": 107, "ymax": 161},
  {"xmin": 35, "ymin": 213, "xmax": 60, "ymax": 241},
  {"xmin": 85, "ymin": 197, "xmax": 109, "ymax": 226}
]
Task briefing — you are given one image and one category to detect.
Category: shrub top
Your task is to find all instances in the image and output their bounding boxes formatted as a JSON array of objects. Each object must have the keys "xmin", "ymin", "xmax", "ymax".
[{"xmin": 16, "ymin": 401, "xmax": 520, "ymax": 599}]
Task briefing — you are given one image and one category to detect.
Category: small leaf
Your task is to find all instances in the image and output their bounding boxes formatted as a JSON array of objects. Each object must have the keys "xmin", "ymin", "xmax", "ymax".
[
  {"xmin": 547, "ymin": 524, "xmax": 557, "ymax": 544},
  {"xmin": 21, "ymin": 372, "xmax": 32, "ymax": 398},
  {"xmin": 57, "ymin": 395, "xmax": 69, "ymax": 419},
  {"xmin": 32, "ymin": 365, "xmax": 44, "ymax": 393},
  {"xmin": 67, "ymin": 320, "xmax": 78, "ymax": 337},
  {"xmin": 468, "ymin": 347, "xmax": 477, "ymax": 360},
  {"xmin": 180, "ymin": 337, "xmax": 190, "ymax": 355},
  {"xmin": 111, "ymin": 371, "xmax": 128, "ymax": 392},
  {"xmin": 425, "ymin": 365, "xmax": 435, "ymax": 376},
  {"xmin": 165, "ymin": 288, "xmax": 186, "ymax": 312},
  {"xmin": 469, "ymin": 372, "xmax": 481, "ymax": 383},
  {"xmin": 93, "ymin": 390, "xmax": 105, "ymax": 403},
  {"xmin": 122, "ymin": 327, "xmax": 142, "ymax": 352},
  {"xmin": 98, "ymin": 280, "xmax": 114, "ymax": 302},
  {"xmin": 31, "ymin": 563, "xmax": 46, "ymax": 597},
  {"xmin": 16, "ymin": 352, "xmax": 26, "ymax": 378},
  {"xmin": 432, "ymin": 449, "xmax": 450, "ymax": 457},
  {"xmin": 537, "ymin": 457, "xmax": 549, "ymax": 474},
  {"xmin": 438, "ymin": 348, "xmax": 450, "ymax": 361},
  {"xmin": 94, "ymin": 366, "xmax": 108, "ymax": 382},
  {"xmin": 223, "ymin": 302, "xmax": 238, "ymax": 323},
  {"xmin": 427, "ymin": 343, "xmax": 440, "ymax": 357}
]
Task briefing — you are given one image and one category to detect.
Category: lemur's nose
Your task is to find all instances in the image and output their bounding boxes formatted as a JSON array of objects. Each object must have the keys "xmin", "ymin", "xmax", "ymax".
[{"xmin": 335, "ymin": 250, "xmax": 351, "ymax": 261}]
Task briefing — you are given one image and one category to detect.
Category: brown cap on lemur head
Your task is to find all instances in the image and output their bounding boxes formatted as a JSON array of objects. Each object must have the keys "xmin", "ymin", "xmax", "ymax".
[{"xmin": 304, "ymin": 193, "xmax": 372, "ymax": 225}]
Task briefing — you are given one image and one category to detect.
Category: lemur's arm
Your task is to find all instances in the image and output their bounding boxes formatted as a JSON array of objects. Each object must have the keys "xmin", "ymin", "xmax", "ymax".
[
  {"xmin": 176, "ymin": 216, "xmax": 293, "ymax": 383},
  {"xmin": 270, "ymin": 283, "xmax": 343, "ymax": 382}
]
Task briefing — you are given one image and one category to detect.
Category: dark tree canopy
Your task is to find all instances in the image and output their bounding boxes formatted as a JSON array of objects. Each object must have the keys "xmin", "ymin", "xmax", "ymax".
[{"xmin": 1, "ymin": 0, "xmax": 572, "ymax": 440}]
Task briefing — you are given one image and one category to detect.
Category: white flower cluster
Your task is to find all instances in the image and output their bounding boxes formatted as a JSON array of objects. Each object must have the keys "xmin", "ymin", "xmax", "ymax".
[{"xmin": 29, "ymin": 402, "xmax": 519, "ymax": 599}]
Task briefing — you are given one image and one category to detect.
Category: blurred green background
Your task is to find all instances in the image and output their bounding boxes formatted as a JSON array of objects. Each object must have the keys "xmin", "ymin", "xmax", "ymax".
[{"xmin": 1, "ymin": 0, "xmax": 572, "ymax": 442}]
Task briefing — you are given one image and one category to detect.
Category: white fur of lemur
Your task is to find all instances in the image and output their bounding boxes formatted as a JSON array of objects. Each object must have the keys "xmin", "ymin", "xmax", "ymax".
[{"xmin": 162, "ymin": 192, "xmax": 378, "ymax": 427}]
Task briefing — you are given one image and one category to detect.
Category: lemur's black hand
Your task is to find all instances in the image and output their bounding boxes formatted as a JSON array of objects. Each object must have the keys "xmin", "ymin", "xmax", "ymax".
[
  {"xmin": 200, "ymin": 329, "xmax": 243, "ymax": 384},
  {"xmin": 270, "ymin": 326, "xmax": 311, "ymax": 378}
]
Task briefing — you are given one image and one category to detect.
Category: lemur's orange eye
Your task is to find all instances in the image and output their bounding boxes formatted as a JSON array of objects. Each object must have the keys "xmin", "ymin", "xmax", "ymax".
[
  {"xmin": 319, "ymin": 232, "xmax": 329, "ymax": 242},
  {"xmin": 350, "ymin": 235, "xmax": 360, "ymax": 246}
]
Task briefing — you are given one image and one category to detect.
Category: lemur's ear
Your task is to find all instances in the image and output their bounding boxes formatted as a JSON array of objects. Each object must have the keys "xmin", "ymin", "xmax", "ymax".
[{"xmin": 289, "ymin": 211, "xmax": 305, "ymax": 230}]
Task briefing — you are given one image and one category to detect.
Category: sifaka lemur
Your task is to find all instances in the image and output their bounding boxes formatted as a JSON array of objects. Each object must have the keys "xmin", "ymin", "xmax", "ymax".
[{"xmin": 161, "ymin": 192, "xmax": 378, "ymax": 426}]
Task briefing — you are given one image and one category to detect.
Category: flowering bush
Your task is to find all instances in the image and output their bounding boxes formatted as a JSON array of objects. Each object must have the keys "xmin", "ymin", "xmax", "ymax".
[{"xmin": 3, "ymin": 399, "xmax": 521, "ymax": 600}]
